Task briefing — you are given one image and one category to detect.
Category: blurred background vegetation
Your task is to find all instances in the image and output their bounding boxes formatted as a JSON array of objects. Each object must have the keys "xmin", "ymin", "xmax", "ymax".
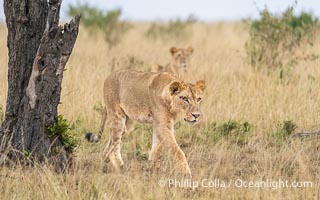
[
  {"xmin": 68, "ymin": 3, "xmax": 132, "ymax": 48},
  {"xmin": 245, "ymin": 6, "xmax": 319, "ymax": 79},
  {"xmin": 68, "ymin": 3, "xmax": 319, "ymax": 76},
  {"xmin": 0, "ymin": 1, "xmax": 320, "ymax": 199}
]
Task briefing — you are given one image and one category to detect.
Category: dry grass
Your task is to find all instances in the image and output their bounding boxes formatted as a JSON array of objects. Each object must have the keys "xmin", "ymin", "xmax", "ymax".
[{"xmin": 0, "ymin": 21, "xmax": 320, "ymax": 199}]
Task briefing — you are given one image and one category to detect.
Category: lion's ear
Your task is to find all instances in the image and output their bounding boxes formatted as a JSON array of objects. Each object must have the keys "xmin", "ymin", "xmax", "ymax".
[
  {"xmin": 186, "ymin": 46, "xmax": 194, "ymax": 54},
  {"xmin": 195, "ymin": 80, "xmax": 206, "ymax": 91},
  {"xmin": 169, "ymin": 81, "xmax": 183, "ymax": 95},
  {"xmin": 170, "ymin": 47, "xmax": 178, "ymax": 56}
]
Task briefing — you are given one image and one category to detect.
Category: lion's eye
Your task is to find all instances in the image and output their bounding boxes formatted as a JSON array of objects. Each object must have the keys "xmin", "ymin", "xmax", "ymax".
[
  {"xmin": 180, "ymin": 96, "xmax": 189, "ymax": 104},
  {"xmin": 197, "ymin": 97, "xmax": 202, "ymax": 103}
]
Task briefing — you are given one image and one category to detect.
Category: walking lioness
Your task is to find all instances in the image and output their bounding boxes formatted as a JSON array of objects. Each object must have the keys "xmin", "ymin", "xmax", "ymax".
[{"xmin": 86, "ymin": 69, "xmax": 206, "ymax": 176}]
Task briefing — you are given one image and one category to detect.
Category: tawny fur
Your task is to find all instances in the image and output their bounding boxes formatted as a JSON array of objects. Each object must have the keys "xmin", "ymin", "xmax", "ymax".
[{"xmin": 89, "ymin": 69, "xmax": 205, "ymax": 176}]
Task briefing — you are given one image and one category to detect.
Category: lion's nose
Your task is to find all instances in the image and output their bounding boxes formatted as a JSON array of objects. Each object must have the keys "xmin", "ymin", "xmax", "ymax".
[{"xmin": 191, "ymin": 113, "xmax": 200, "ymax": 119}]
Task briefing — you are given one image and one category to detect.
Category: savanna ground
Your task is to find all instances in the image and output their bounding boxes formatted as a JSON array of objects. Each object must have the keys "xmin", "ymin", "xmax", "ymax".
[{"xmin": 0, "ymin": 21, "xmax": 320, "ymax": 199}]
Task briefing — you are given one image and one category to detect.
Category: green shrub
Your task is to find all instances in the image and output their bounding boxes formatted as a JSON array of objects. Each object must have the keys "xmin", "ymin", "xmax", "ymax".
[
  {"xmin": 245, "ymin": 6, "xmax": 319, "ymax": 75},
  {"xmin": 47, "ymin": 115, "xmax": 80, "ymax": 153},
  {"xmin": 214, "ymin": 121, "xmax": 252, "ymax": 145},
  {"xmin": 180, "ymin": 121, "xmax": 253, "ymax": 146},
  {"xmin": 68, "ymin": 3, "xmax": 131, "ymax": 48},
  {"xmin": 145, "ymin": 15, "xmax": 197, "ymax": 40},
  {"xmin": 273, "ymin": 120, "xmax": 297, "ymax": 140}
]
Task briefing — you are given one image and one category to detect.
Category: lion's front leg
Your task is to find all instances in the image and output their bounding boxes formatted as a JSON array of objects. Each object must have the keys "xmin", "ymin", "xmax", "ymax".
[
  {"xmin": 167, "ymin": 137, "xmax": 191, "ymax": 176},
  {"xmin": 149, "ymin": 129, "xmax": 159, "ymax": 161},
  {"xmin": 150, "ymin": 125, "xmax": 191, "ymax": 176}
]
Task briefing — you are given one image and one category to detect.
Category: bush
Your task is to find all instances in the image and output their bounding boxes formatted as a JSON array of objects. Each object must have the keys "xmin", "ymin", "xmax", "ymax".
[
  {"xmin": 214, "ymin": 121, "xmax": 252, "ymax": 145},
  {"xmin": 145, "ymin": 15, "xmax": 197, "ymax": 40},
  {"xmin": 68, "ymin": 3, "xmax": 131, "ymax": 48},
  {"xmin": 47, "ymin": 115, "xmax": 80, "ymax": 153},
  {"xmin": 245, "ymin": 6, "xmax": 319, "ymax": 75},
  {"xmin": 182, "ymin": 121, "xmax": 253, "ymax": 146},
  {"xmin": 273, "ymin": 120, "xmax": 297, "ymax": 140}
]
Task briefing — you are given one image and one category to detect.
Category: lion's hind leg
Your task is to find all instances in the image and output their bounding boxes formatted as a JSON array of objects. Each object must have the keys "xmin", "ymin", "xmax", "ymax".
[{"xmin": 103, "ymin": 106, "xmax": 126, "ymax": 172}]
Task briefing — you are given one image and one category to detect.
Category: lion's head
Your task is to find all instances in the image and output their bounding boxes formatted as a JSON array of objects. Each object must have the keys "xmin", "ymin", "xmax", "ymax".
[
  {"xmin": 170, "ymin": 46, "xmax": 194, "ymax": 73},
  {"xmin": 167, "ymin": 80, "xmax": 206, "ymax": 124}
]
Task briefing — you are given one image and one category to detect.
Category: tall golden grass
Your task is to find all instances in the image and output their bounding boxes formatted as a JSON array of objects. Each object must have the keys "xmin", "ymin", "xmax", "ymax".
[{"xmin": 0, "ymin": 22, "xmax": 319, "ymax": 199}]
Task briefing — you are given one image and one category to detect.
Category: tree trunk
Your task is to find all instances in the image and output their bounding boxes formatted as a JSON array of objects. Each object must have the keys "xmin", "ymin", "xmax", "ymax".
[{"xmin": 0, "ymin": 0, "xmax": 80, "ymax": 170}]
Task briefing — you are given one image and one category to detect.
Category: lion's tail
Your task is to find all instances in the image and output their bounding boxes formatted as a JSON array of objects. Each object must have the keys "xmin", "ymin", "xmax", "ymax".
[
  {"xmin": 85, "ymin": 132, "xmax": 101, "ymax": 142},
  {"xmin": 85, "ymin": 107, "xmax": 108, "ymax": 143}
]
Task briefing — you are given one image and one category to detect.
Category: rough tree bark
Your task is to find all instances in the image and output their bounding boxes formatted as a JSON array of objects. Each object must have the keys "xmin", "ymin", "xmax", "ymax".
[{"xmin": 0, "ymin": 0, "xmax": 80, "ymax": 169}]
